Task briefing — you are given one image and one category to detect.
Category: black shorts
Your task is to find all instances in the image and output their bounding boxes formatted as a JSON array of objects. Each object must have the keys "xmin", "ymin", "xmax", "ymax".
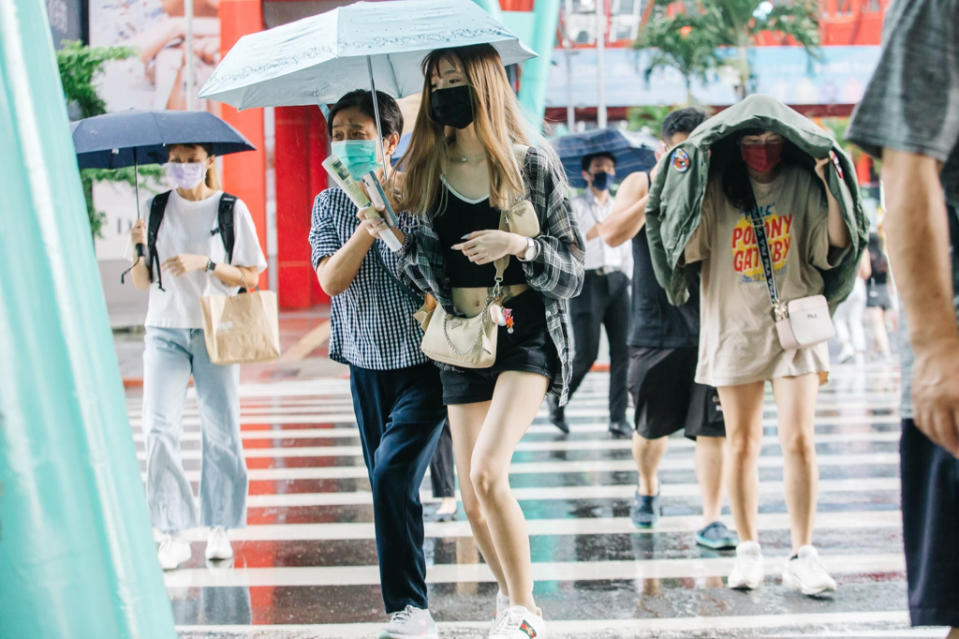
[
  {"xmin": 439, "ymin": 290, "xmax": 558, "ymax": 405},
  {"xmin": 901, "ymin": 418, "xmax": 959, "ymax": 627},
  {"xmin": 627, "ymin": 346, "xmax": 725, "ymax": 440},
  {"xmin": 866, "ymin": 282, "xmax": 893, "ymax": 309}
]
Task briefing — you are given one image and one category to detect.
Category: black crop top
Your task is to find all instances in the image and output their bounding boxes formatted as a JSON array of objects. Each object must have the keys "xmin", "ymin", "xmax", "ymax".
[{"xmin": 432, "ymin": 181, "xmax": 527, "ymax": 288}]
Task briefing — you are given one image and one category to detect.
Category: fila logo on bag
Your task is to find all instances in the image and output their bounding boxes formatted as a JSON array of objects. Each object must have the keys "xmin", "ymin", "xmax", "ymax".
[{"xmin": 519, "ymin": 620, "xmax": 537, "ymax": 638}]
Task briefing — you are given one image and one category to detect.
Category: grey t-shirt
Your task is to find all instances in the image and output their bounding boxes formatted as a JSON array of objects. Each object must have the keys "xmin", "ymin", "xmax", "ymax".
[{"xmin": 846, "ymin": 0, "xmax": 959, "ymax": 417}]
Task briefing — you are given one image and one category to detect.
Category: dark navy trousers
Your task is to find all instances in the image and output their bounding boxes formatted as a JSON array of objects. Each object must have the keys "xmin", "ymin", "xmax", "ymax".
[{"xmin": 349, "ymin": 363, "xmax": 446, "ymax": 613}]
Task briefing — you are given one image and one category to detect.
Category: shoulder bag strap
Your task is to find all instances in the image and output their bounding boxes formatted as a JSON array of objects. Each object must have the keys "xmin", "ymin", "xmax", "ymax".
[
  {"xmin": 747, "ymin": 205, "xmax": 782, "ymax": 317},
  {"xmin": 216, "ymin": 192, "xmax": 238, "ymax": 263}
]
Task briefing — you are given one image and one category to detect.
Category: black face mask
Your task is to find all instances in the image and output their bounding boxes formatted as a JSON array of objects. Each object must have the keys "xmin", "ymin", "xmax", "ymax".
[
  {"xmin": 591, "ymin": 171, "xmax": 612, "ymax": 191},
  {"xmin": 430, "ymin": 85, "xmax": 475, "ymax": 129}
]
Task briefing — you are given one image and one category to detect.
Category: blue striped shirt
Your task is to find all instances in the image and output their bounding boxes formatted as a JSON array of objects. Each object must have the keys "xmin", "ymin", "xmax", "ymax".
[{"xmin": 308, "ymin": 187, "xmax": 429, "ymax": 371}]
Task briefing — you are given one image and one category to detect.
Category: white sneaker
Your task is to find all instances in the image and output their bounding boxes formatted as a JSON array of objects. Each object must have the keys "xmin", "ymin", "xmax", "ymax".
[
  {"xmin": 157, "ymin": 535, "xmax": 191, "ymax": 571},
  {"xmin": 728, "ymin": 540, "xmax": 764, "ymax": 590},
  {"xmin": 205, "ymin": 527, "xmax": 234, "ymax": 560},
  {"xmin": 379, "ymin": 605, "xmax": 439, "ymax": 639},
  {"xmin": 783, "ymin": 545, "xmax": 838, "ymax": 595},
  {"xmin": 490, "ymin": 605, "xmax": 546, "ymax": 639},
  {"xmin": 488, "ymin": 591, "xmax": 511, "ymax": 637}
]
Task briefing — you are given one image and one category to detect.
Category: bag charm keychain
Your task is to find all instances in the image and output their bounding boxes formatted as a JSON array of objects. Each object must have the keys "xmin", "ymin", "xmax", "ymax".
[{"xmin": 488, "ymin": 303, "xmax": 515, "ymax": 334}]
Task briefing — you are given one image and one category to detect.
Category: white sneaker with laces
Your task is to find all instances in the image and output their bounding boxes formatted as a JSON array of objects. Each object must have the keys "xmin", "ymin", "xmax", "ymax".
[
  {"xmin": 205, "ymin": 526, "xmax": 234, "ymax": 560},
  {"xmin": 782, "ymin": 545, "xmax": 838, "ymax": 595},
  {"xmin": 728, "ymin": 540, "xmax": 764, "ymax": 590},
  {"xmin": 490, "ymin": 605, "xmax": 546, "ymax": 639},
  {"xmin": 379, "ymin": 605, "xmax": 439, "ymax": 639},
  {"xmin": 157, "ymin": 535, "xmax": 191, "ymax": 571}
]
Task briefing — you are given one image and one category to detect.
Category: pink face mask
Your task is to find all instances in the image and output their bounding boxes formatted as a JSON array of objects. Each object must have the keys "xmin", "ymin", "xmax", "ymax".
[{"xmin": 740, "ymin": 140, "xmax": 783, "ymax": 173}]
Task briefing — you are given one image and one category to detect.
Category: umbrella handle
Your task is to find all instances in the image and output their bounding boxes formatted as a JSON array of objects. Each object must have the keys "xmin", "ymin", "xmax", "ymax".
[{"xmin": 135, "ymin": 243, "xmax": 146, "ymax": 259}]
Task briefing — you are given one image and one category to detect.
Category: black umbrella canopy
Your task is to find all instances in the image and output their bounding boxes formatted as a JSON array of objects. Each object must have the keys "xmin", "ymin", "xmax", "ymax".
[{"xmin": 71, "ymin": 110, "xmax": 255, "ymax": 169}]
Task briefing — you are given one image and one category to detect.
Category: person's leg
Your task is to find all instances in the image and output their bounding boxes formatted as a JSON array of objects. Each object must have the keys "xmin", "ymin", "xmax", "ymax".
[
  {"xmin": 447, "ymin": 400, "xmax": 510, "ymax": 597},
  {"xmin": 695, "ymin": 436, "xmax": 725, "ymax": 526},
  {"xmin": 869, "ymin": 306, "xmax": 892, "ymax": 357},
  {"xmin": 771, "ymin": 373, "xmax": 820, "ymax": 551},
  {"xmin": 566, "ymin": 276, "xmax": 602, "ymax": 401},
  {"xmin": 369, "ymin": 364, "xmax": 446, "ymax": 613},
  {"xmin": 604, "ymin": 273, "xmax": 631, "ymax": 426},
  {"xmin": 633, "ymin": 431, "xmax": 667, "ymax": 496},
  {"xmin": 191, "ymin": 330, "xmax": 247, "ymax": 530},
  {"xmin": 901, "ymin": 418, "xmax": 959, "ymax": 630},
  {"xmin": 429, "ymin": 420, "xmax": 455, "ymax": 498},
  {"xmin": 849, "ymin": 282, "xmax": 868, "ymax": 357},
  {"xmin": 469, "ymin": 370, "xmax": 550, "ymax": 611},
  {"xmin": 428, "ymin": 421, "xmax": 457, "ymax": 520},
  {"xmin": 717, "ymin": 381, "xmax": 766, "ymax": 543},
  {"xmin": 347, "ymin": 365, "xmax": 392, "ymax": 612},
  {"xmin": 142, "ymin": 328, "xmax": 198, "ymax": 534},
  {"xmin": 348, "ymin": 365, "xmax": 388, "ymax": 483}
]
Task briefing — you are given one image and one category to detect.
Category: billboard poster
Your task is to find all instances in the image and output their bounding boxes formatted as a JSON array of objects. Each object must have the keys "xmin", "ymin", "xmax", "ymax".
[{"xmin": 88, "ymin": 0, "xmax": 223, "ymax": 262}]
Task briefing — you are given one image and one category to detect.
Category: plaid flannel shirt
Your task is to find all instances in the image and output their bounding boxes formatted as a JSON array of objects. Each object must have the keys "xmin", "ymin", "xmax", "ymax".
[{"xmin": 398, "ymin": 145, "xmax": 586, "ymax": 405}]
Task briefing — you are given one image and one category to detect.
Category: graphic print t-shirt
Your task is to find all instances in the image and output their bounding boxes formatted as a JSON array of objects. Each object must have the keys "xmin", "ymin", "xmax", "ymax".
[{"xmin": 684, "ymin": 164, "xmax": 844, "ymax": 386}]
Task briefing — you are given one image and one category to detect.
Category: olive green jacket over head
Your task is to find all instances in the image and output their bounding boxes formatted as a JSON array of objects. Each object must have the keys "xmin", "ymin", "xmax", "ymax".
[{"xmin": 645, "ymin": 94, "xmax": 869, "ymax": 312}]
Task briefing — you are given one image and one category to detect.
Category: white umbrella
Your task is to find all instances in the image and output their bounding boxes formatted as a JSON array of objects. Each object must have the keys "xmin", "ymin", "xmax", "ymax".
[
  {"xmin": 198, "ymin": 0, "xmax": 535, "ymax": 109},
  {"xmin": 199, "ymin": 0, "xmax": 535, "ymax": 177}
]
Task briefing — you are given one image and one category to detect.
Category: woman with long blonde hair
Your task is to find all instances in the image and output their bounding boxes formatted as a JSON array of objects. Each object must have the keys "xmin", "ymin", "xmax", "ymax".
[{"xmin": 366, "ymin": 44, "xmax": 583, "ymax": 638}]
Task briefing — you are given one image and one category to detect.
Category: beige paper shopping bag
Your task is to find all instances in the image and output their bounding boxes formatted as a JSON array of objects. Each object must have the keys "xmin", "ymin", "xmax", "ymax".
[{"xmin": 200, "ymin": 289, "xmax": 281, "ymax": 365}]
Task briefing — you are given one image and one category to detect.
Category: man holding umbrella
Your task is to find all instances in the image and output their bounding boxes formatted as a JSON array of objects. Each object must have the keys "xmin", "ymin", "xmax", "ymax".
[{"xmin": 548, "ymin": 151, "xmax": 632, "ymax": 437}]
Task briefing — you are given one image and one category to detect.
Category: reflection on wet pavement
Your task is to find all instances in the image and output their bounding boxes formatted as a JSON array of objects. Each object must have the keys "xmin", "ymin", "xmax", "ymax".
[{"xmin": 126, "ymin": 363, "xmax": 941, "ymax": 637}]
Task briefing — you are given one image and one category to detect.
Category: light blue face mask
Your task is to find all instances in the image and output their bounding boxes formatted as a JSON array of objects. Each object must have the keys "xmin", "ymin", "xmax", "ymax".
[{"xmin": 331, "ymin": 139, "xmax": 380, "ymax": 180}]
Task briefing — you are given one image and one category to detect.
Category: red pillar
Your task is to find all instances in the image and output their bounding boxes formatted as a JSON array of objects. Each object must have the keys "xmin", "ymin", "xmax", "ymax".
[
  {"xmin": 275, "ymin": 106, "xmax": 328, "ymax": 308},
  {"xmin": 218, "ymin": 0, "xmax": 267, "ymax": 288}
]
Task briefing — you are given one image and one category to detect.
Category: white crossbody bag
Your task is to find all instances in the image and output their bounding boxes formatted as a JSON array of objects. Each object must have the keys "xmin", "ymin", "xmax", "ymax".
[{"xmin": 748, "ymin": 206, "xmax": 835, "ymax": 350}]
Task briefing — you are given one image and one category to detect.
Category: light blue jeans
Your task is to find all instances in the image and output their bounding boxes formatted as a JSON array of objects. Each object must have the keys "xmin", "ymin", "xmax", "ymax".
[{"xmin": 142, "ymin": 327, "xmax": 247, "ymax": 534}]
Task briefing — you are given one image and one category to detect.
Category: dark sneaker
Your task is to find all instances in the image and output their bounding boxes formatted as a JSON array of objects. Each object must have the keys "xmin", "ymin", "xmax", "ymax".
[
  {"xmin": 695, "ymin": 521, "xmax": 739, "ymax": 550},
  {"xmin": 608, "ymin": 419, "xmax": 632, "ymax": 439},
  {"xmin": 545, "ymin": 395, "xmax": 569, "ymax": 434},
  {"xmin": 629, "ymin": 490, "xmax": 661, "ymax": 528}
]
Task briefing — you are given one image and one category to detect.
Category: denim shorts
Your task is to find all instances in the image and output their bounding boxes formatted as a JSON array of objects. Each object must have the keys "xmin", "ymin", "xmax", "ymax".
[{"xmin": 440, "ymin": 290, "xmax": 558, "ymax": 405}]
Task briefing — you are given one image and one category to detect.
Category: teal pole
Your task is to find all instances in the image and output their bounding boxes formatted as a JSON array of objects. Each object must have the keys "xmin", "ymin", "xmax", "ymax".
[
  {"xmin": 0, "ymin": 2, "xmax": 177, "ymax": 638},
  {"xmin": 472, "ymin": 0, "xmax": 504, "ymax": 21},
  {"xmin": 517, "ymin": 0, "xmax": 560, "ymax": 128}
]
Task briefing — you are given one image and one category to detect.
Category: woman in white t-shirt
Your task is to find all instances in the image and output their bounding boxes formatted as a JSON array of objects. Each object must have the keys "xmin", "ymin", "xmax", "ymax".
[
  {"xmin": 128, "ymin": 143, "xmax": 267, "ymax": 571},
  {"xmin": 684, "ymin": 129, "xmax": 850, "ymax": 597}
]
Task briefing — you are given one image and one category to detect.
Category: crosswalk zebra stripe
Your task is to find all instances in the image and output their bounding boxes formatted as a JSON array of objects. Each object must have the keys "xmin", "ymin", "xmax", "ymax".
[
  {"xmin": 161, "ymin": 553, "xmax": 905, "ymax": 588},
  {"xmin": 173, "ymin": 612, "xmax": 934, "ymax": 638},
  {"xmin": 172, "ymin": 510, "xmax": 901, "ymax": 542},
  {"xmin": 241, "ymin": 477, "xmax": 901, "ymax": 508}
]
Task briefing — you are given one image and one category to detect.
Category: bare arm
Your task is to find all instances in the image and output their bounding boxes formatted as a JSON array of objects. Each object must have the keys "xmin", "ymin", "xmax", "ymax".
[
  {"xmin": 599, "ymin": 171, "xmax": 650, "ymax": 248},
  {"xmin": 857, "ymin": 248, "xmax": 871, "ymax": 279},
  {"xmin": 881, "ymin": 149, "xmax": 959, "ymax": 456},
  {"xmin": 315, "ymin": 219, "xmax": 376, "ymax": 297}
]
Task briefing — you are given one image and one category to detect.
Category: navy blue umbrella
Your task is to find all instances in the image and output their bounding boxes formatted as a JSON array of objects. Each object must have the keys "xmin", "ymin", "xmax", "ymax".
[
  {"xmin": 71, "ymin": 109, "xmax": 255, "ymax": 261},
  {"xmin": 552, "ymin": 128, "xmax": 658, "ymax": 189},
  {"xmin": 70, "ymin": 109, "xmax": 255, "ymax": 169}
]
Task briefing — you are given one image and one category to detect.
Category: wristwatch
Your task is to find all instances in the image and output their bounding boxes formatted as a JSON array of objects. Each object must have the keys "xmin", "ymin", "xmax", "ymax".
[
  {"xmin": 518, "ymin": 237, "xmax": 538, "ymax": 262},
  {"xmin": 206, "ymin": 259, "xmax": 216, "ymax": 272}
]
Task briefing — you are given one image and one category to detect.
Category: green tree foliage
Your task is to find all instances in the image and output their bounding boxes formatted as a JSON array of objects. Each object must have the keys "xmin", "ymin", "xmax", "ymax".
[
  {"xmin": 626, "ymin": 105, "xmax": 677, "ymax": 137},
  {"xmin": 636, "ymin": 10, "xmax": 721, "ymax": 105},
  {"xmin": 636, "ymin": 1, "xmax": 822, "ymax": 100},
  {"xmin": 57, "ymin": 40, "xmax": 163, "ymax": 239}
]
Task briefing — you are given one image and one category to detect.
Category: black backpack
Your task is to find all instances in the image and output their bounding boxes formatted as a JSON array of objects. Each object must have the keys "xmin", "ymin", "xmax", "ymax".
[{"xmin": 145, "ymin": 190, "xmax": 238, "ymax": 291}]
